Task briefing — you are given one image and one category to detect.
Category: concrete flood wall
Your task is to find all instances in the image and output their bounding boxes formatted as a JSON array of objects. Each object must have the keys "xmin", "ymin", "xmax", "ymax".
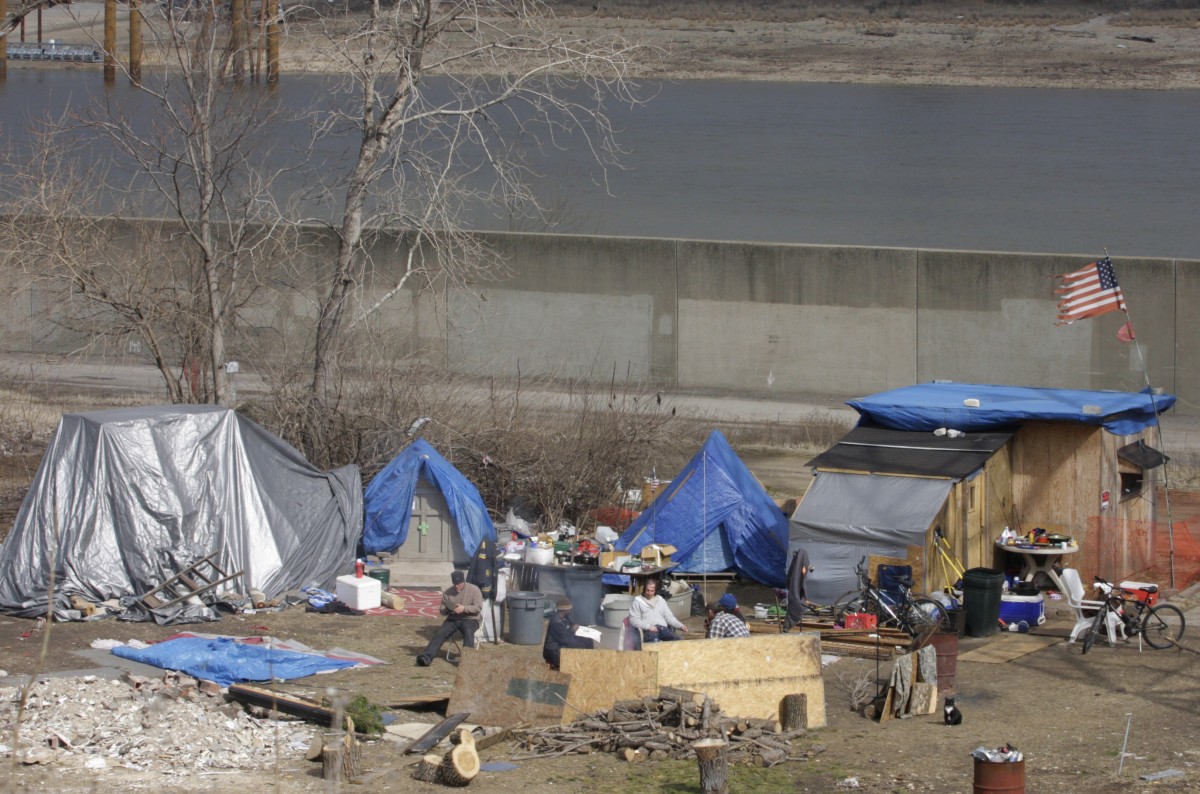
[{"xmin": 2, "ymin": 224, "xmax": 1197, "ymax": 416}]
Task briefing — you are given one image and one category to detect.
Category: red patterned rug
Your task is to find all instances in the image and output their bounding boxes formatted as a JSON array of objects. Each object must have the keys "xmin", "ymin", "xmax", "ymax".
[{"xmin": 364, "ymin": 587, "xmax": 443, "ymax": 618}]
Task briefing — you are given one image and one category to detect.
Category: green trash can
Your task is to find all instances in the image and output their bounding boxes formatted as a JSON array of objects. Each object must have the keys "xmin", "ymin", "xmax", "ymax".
[
  {"xmin": 962, "ymin": 568, "xmax": 1005, "ymax": 638},
  {"xmin": 507, "ymin": 591, "xmax": 546, "ymax": 645}
]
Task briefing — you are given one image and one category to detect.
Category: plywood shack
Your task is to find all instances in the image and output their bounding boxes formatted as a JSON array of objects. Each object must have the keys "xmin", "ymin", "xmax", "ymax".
[
  {"xmin": 559, "ymin": 633, "xmax": 826, "ymax": 728},
  {"xmin": 1011, "ymin": 421, "xmax": 1162, "ymax": 583}
]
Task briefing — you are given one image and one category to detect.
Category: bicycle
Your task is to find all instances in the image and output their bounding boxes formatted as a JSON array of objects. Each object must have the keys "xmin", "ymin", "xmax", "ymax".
[
  {"xmin": 832, "ymin": 557, "xmax": 949, "ymax": 642},
  {"xmin": 1081, "ymin": 576, "xmax": 1185, "ymax": 654}
]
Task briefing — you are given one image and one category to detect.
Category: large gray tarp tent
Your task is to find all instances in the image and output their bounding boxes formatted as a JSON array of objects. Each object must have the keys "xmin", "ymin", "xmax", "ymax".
[{"xmin": 0, "ymin": 406, "xmax": 362, "ymax": 619}]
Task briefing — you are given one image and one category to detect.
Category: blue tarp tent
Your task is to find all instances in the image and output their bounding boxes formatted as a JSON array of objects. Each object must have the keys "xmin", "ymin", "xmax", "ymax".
[
  {"xmin": 848, "ymin": 383, "xmax": 1175, "ymax": 436},
  {"xmin": 362, "ymin": 439, "xmax": 496, "ymax": 555},
  {"xmin": 616, "ymin": 430, "xmax": 789, "ymax": 587}
]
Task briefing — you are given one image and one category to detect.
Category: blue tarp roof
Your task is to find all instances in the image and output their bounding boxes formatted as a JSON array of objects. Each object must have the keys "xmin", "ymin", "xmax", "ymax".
[
  {"xmin": 616, "ymin": 430, "xmax": 789, "ymax": 587},
  {"xmin": 362, "ymin": 439, "xmax": 496, "ymax": 556},
  {"xmin": 848, "ymin": 383, "xmax": 1175, "ymax": 437}
]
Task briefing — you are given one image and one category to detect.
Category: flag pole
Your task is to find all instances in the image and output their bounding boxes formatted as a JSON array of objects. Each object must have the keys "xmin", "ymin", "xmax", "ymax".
[{"xmin": 1108, "ymin": 250, "xmax": 1176, "ymax": 589}]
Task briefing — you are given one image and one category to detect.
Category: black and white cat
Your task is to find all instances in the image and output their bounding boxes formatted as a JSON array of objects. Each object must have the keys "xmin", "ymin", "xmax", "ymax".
[{"xmin": 943, "ymin": 696, "xmax": 963, "ymax": 726}]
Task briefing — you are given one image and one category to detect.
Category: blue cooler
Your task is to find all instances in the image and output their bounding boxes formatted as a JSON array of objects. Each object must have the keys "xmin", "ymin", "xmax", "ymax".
[{"xmin": 999, "ymin": 593, "xmax": 1045, "ymax": 626}]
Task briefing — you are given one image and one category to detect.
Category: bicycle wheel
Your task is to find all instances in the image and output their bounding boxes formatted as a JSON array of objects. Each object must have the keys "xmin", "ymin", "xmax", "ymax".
[
  {"xmin": 1142, "ymin": 603, "xmax": 1185, "ymax": 649},
  {"xmin": 902, "ymin": 597, "xmax": 948, "ymax": 637},
  {"xmin": 1081, "ymin": 605, "xmax": 1107, "ymax": 655}
]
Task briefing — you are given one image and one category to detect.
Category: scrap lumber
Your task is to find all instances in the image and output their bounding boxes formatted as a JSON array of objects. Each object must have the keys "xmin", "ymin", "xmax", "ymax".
[
  {"xmin": 227, "ymin": 684, "xmax": 337, "ymax": 726},
  {"xmin": 405, "ymin": 713, "xmax": 470, "ymax": 755},
  {"xmin": 447, "ymin": 648, "xmax": 571, "ymax": 727},
  {"xmin": 511, "ymin": 694, "xmax": 808, "ymax": 765}
]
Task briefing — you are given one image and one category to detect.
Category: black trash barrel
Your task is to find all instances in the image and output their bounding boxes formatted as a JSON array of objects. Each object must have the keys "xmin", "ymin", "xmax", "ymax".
[
  {"xmin": 507, "ymin": 591, "xmax": 546, "ymax": 645},
  {"xmin": 564, "ymin": 567, "xmax": 604, "ymax": 626},
  {"xmin": 962, "ymin": 568, "xmax": 1005, "ymax": 637}
]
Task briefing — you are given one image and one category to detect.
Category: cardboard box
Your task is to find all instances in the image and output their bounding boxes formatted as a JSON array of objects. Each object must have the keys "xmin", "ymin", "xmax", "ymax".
[
  {"xmin": 639, "ymin": 544, "xmax": 677, "ymax": 567},
  {"xmin": 600, "ymin": 551, "xmax": 631, "ymax": 570}
]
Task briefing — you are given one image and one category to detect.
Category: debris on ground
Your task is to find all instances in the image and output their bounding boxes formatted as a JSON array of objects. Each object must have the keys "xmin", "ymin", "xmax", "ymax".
[{"xmin": 0, "ymin": 674, "xmax": 313, "ymax": 773}]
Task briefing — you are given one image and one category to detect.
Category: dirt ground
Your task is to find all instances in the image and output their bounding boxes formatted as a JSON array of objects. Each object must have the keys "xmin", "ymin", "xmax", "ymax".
[{"xmin": 2, "ymin": 585, "xmax": 1200, "ymax": 793}]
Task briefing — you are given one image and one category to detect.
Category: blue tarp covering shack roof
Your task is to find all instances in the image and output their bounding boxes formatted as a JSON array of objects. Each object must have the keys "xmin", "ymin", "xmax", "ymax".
[
  {"xmin": 617, "ymin": 430, "xmax": 789, "ymax": 587},
  {"xmin": 362, "ymin": 439, "xmax": 496, "ymax": 556},
  {"xmin": 848, "ymin": 383, "xmax": 1175, "ymax": 437}
]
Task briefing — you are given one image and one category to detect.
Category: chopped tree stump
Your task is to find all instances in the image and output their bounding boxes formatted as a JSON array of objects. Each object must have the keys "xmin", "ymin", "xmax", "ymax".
[
  {"xmin": 693, "ymin": 737, "xmax": 730, "ymax": 794},
  {"xmin": 321, "ymin": 725, "xmax": 362, "ymax": 783},
  {"xmin": 412, "ymin": 753, "xmax": 442, "ymax": 782},
  {"xmin": 781, "ymin": 693, "xmax": 808, "ymax": 731},
  {"xmin": 436, "ymin": 730, "xmax": 480, "ymax": 787}
]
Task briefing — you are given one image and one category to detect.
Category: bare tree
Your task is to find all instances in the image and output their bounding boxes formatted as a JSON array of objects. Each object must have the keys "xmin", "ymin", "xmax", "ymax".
[
  {"xmin": 0, "ymin": 0, "xmax": 300, "ymax": 405},
  {"xmin": 303, "ymin": 0, "xmax": 656, "ymax": 407}
]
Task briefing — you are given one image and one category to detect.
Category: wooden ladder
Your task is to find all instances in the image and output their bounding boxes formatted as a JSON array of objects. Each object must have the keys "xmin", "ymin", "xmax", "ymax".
[{"xmin": 140, "ymin": 553, "xmax": 243, "ymax": 611}]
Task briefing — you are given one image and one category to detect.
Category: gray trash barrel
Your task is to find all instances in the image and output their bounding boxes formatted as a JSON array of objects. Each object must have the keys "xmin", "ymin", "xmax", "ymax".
[
  {"xmin": 564, "ymin": 567, "xmax": 604, "ymax": 626},
  {"xmin": 507, "ymin": 591, "xmax": 546, "ymax": 645}
]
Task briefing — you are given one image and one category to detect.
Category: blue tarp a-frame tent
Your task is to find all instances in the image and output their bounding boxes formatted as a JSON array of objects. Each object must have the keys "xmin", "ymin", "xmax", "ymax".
[
  {"xmin": 362, "ymin": 439, "xmax": 496, "ymax": 555},
  {"xmin": 617, "ymin": 430, "xmax": 789, "ymax": 587}
]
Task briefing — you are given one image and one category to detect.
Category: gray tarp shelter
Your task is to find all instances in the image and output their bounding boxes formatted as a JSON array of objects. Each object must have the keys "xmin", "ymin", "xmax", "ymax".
[
  {"xmin": 0, "ymin": 405, "xmax": 362, "ymax": 619},
  {"xmin": 789, "ymin": 473, "xmax": 953, "ymax": 604}
]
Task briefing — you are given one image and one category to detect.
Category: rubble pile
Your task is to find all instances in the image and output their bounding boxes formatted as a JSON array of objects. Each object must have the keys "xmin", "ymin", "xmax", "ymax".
[{"xmin": 0, "ymin": 673, "xmax": 314, "ymax": 774}]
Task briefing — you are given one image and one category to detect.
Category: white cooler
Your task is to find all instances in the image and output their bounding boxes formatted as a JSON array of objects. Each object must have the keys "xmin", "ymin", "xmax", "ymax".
[{"xmin": 336, "ymin": 574, "xmax": 382, "ymax": 610}]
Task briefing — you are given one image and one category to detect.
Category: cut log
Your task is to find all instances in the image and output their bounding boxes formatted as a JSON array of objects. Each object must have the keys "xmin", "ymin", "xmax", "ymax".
[
  {"xmin": 781, "ymin": 693, "xmax": 807, "ymax": 731},
  {"xmin": 412, "ymin": 754, "xmax": 442, "ymax": 782},
  {"xmin": 321, "ymin": 730, "xmax": 361, "ymax": 783},
  {"xmin": 305, "ymin": 734, "xmax": 324, "ymax": 762},
  {"xmin": 755, "ymin": 747, "xmax": 787, "ymax": 767},
  {"xmin": 693, "ymin": 738, "xmax": 730, "ymax": 794},
  {"xmin": 436, "ymin": 741, "xmax": 480, "ymax": 787},
  {"xmin": 621, "ymin": 747, "xmax": 647, "ymax": 763}
]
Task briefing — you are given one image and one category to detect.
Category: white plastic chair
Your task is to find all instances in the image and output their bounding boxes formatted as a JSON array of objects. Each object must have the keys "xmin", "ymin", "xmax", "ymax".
[
  {"xmin": 1060, "ymin": 568, "xmax": 1120, "ymax": 646},
  {"xmin": 621, "ymin": 616, "xmax": 644, "ymax": 651}
]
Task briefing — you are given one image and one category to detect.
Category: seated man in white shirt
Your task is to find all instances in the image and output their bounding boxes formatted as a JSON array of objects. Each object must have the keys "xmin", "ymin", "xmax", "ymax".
[{"xmin": 628, "ymin": 579, "xmax": 688, "ymax": 642}]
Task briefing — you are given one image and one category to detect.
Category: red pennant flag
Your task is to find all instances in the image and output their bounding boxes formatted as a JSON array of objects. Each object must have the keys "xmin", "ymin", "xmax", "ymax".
[{"xmin": 1116, "ymin": 321, "xmax": 1136, "ymax": 343}]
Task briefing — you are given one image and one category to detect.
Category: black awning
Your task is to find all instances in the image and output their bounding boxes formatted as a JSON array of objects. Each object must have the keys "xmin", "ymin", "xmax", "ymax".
[{"xmin": 1118, "ymin": 440, "xmax": 1169, "ymax": 470}]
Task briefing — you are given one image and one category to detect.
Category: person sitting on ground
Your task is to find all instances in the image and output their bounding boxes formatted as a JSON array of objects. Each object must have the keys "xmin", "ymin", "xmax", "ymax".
[
  {"xmin": 415, "ymin": 570, "xmax": 482, "ymax": 667},
  {"xmin": 543, "ymin": 596, "xmax": 595, "ymax": 669},
  {"xmin": 706, "ymin": 596, "xmax": 751, "ymax": 639},
  {"xmin": 628, "ymin": 579, "xmax": 688, "ymax": 642},
  {"xmin": 717, "ymin": 593, "xmax": 747, "ymax": 623}
]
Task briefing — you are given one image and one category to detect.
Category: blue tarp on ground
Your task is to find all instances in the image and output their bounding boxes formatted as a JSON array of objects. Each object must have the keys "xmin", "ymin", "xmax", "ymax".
[
  {"xmin": 112, "ymin": 637, "xmax": 358, "ymax": 686},
  {"xmin": 361, "ymin": 439, "xmax": 496, "ymax": 556},
  {"xmin": 848, "ymin": 383, "xmax": 1175, "ymax": 436},
  {"xmin": 616, "ymin": 430, "xmax": 789, "ymax": 587}
]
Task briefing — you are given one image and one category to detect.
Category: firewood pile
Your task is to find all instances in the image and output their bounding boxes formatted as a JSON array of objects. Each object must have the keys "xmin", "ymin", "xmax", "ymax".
[{"xmin": 510, "ymin": 690, "xmax": 811, "ymax": 767}]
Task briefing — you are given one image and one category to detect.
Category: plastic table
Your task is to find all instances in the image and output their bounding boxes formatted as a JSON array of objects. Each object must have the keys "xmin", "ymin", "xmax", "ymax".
[{"xmin": 996, "ymin": 541, "xmax": 1079, "ymax": 593}]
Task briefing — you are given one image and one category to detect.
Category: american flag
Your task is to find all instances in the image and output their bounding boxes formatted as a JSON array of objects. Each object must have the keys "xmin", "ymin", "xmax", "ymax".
[{"xmin": 1055, "ymin": 257, "xmax": 1127, "ymax": 325}]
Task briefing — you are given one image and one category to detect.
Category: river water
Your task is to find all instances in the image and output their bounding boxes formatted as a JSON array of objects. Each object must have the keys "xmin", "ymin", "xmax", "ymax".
[{"xmin": 2, "ymin": 69, "xmax": 1198, "ymax": 258}]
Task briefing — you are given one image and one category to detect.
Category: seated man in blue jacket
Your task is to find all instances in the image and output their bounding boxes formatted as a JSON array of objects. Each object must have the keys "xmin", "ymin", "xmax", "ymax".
[{"xmin": 543, "ymin": 596, "xmax": 594, "ymax": 669}]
